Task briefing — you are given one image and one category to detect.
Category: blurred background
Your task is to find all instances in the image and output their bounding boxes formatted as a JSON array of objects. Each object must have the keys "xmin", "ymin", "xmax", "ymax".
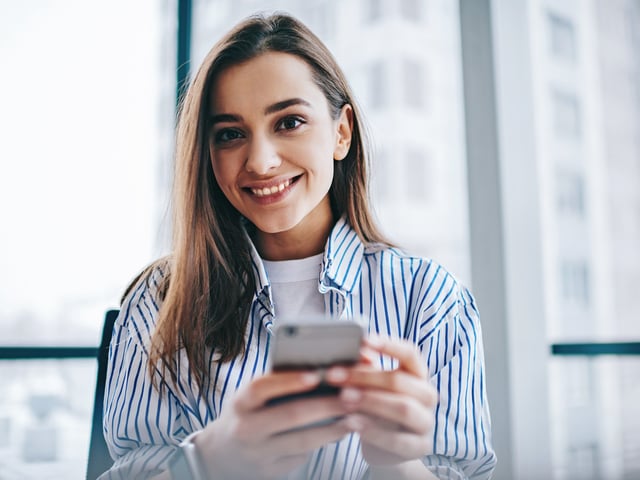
[{"xmin": 0, "ymin": 0, "xmax": 638, "ymax": 479}]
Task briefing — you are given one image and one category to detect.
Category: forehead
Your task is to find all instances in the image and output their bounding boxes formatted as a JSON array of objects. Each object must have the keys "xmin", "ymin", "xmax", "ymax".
[{"xmin": 209, "ymin": 52, "xmax": 326, "ymax": 113}]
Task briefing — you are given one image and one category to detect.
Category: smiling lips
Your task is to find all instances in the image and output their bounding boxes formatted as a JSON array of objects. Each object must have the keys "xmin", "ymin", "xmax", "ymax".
[{"xmin": 249, "ymin": 177, "xmax": 293, "ymax": 197}]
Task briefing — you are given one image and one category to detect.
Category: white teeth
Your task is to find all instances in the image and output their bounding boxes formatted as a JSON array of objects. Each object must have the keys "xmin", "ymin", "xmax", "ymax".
[{"xmin": 251, "ymin": 179, "xmax": 291, "ymax": 197}]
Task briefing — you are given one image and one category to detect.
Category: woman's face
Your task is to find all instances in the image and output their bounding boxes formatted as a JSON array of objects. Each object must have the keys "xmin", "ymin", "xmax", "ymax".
[{"xmin": 209, "ymin": 52, "xmax": 352, "ymax": 257}]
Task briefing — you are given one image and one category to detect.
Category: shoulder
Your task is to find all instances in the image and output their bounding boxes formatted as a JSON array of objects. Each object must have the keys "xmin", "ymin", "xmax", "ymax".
[
  {"xmin": 115, "ymin": 259, "xmax": 170, "ymax": 352},
  {"xmin": 364, "ymin": 244, "xmax": 453, "ymax": 283},
  {"xmin": 365, "ymin": 245, "xmax": 473, "ymax": 314}
]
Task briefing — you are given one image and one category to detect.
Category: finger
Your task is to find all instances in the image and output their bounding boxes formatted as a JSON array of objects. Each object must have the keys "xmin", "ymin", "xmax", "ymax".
[
  {"xmin": 350, "ymin": 414, "xmax": 432, "ymax": 462},
  {"xmin": 365, "ymin": 335, "xmax": 427, "ymax": 378},
  {"xmin": 326, "ymin": 367, "xmax": 437, "ymax": 406},
  {"xmin": 358, "ymin": 345, "xmax": 379, "ymax": 366},
  {"xmin": 234, "ymin": 371, "xmax": 322, "ymax": 412},
  {"xmin": 340, "ymin": 388, "xmax": 434, "ymax": 433},
  {"xmin": 260, "ymin": 416, "xmax": 353, "ymax": 457},
  {"xmin": 243, "ymin": 395, "xmax": 349, "ymax": 437}
]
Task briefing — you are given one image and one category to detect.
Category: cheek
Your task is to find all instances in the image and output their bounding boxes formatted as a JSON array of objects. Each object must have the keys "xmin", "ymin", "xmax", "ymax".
[
  {"xmin": 297, "ymin": 131, "xmax": 337, "ymax": 170},
  {"xmin": 210, "ymin": 164, "xmax": 237, "ymax": 209},
  {"xmin": 211, "ymin": 155, "xmax": 235, "ymax": 187}
]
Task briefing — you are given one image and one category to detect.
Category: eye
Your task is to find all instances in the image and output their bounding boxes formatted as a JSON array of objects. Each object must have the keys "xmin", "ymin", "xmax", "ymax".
[
  {"xmin": 276, "ymin": 116, "xmax": 304, "ymax": 131},
  {"xmin": 213, "ymin": 128, "xmax": 244, "ymax": 145}
]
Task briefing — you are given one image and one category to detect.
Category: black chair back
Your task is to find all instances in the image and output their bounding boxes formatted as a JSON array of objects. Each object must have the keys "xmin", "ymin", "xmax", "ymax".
[{"xmin": 86, "ymin": 309, "xmax": 119, "ymax": 480}]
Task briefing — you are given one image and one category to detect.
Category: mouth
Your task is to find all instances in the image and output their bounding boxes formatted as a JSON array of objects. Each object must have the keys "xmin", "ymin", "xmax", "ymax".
[{"xmin": 247, "ymin": 175, "xmax": 300, "ymax": 198}]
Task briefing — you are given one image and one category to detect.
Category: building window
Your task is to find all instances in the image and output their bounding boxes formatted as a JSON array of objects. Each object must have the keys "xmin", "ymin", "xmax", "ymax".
[
  {"xmin": 372, "ymin": 149, "xmax": 389, "ymax": 200},
  {"xmin": 565, "ymin": 359, "xmax": 594, "ymax": 407},
  {"xmin": 567, "ymin": 444, "xmax": 600, "ymax": 480},
  {"xmin": 552, "ymin": 90, "xmax": 581, "ymax": 138},
  {"xmin": 365, "ymin": 0, "xmax": 383, "ymax": 23},
  {"xmin": 369, "ymin": 61, "xmax": 386, "ymax": 109},
  {"xmin": 301, "ymin": 3, "xmax": 333, "ymax": 41},
  {"xmin": 400, "ymin": 0, "xmax": 422, "ymax": 22},
  {"xmin": 406, "ymin": 149, "xmax": 429, "ymax": 202},
  {"xmin": 548, "ymin": 12, "xmax": 577, "ymax": 62},
  {"xmin": 560, "ymin": 260, "xmax": 590, "ymax": 305},
  {"xmin": 557, "ymin": 169, "xmax": 585, "ymax": 217},
  {"xmin": 403, "ymin": 59, "xmax": 425, "ymax": 109}
]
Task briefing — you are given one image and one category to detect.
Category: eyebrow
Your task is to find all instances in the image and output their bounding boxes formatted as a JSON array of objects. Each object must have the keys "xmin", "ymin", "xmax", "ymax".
[
  {"xmin": 264, "ymin": 97, "xmax": 311, "ymax": 115},
  {"xmin": 210, "ymin": 98, "xmax": 311, "ymax": 125}
]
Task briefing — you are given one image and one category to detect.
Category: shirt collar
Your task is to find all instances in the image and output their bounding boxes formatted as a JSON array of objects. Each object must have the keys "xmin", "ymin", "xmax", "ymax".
[
  {"xmin": 244, "ymin": 215, "xmax": 365, "ymax": 301},
  {"xmin": 244, "ymin": 229, "xmax": 271, "ymax": 299},
  {"xmin": 320, "ymin": 216, "xmax": 365, "ymax": 294}
]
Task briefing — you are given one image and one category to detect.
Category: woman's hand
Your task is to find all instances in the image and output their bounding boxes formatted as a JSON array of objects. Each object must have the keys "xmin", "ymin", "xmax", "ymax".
[
  {"xmin": 193, "ymin": 370, "xmax": 353, "ymax": 479},
  {"xmin": 325, "ymin": 335, "xmax": 438, "ymax": 468}
]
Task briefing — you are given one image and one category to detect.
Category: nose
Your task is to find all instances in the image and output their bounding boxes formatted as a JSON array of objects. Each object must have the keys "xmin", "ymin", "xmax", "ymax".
[{"xmin": 245, "ymin": 134, "xmax": 281, "ymax": 174}]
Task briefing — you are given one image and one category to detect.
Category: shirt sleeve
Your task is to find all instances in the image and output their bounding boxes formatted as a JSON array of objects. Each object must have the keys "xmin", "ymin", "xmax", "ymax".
[
  {"xmin": 99, "ymin": 270, "xmax": 198, "ymax": 480},
  {"xmin": 413, "ymin": 265, "xmax": 497, "ymax": 479}
]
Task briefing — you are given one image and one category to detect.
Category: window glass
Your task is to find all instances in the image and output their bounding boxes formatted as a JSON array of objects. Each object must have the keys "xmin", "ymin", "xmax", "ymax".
[
  {"xmin": 0, "ymin": 359, "xmax": 96, "ymax": 478},
  {"xmin": 549, "ymin": 357, "xmax": 640, "ymax": 480},
  {"xmin": 556, "ymin": 169, "xmax": 585, "ymax": 216},
  {"xmin": 368, "ymin": 61, "xmax": 387, "ymax": 110},
  {"xmin": 552, "ymin": 89, "xmax": 581, "ymax": 138},
  {"xmin": 400, "ymin": 0, "xmax": 422, "ymax": 22},
  {"xmin": 365, "ymin": 0, "xmax": 383, "ymax": 23},
  {"xmin": 0, "ymin": 0, "xmax": 165, "ymax": 346},
  {"xmin": 406, "ymin": 149, "xmax": 429, "ymax": 202},
  {"xmin": 560, "ymin": 260, "xmax": 590, "ymax": 306},
  {"xmin": 403, "ymin": 59, "xmax": 425, "ymax": 108},
  {"xmin": 371, "ymin": 148, "xmax": 390, "ymax": 201},
  {"xmin": 531, "ymin": 2, "xmax": 640, "ymax": 478},
  {"xmin": 548, "ymin": 12, "xmax": 577, "ymax": 61},
  {"xmin": 0, "ymin": 1, "xmax": 166, "ymax": 477}
]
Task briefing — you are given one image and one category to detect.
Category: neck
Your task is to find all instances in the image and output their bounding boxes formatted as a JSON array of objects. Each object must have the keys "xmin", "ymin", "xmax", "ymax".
[{"xmin": 254, "ymin": 213, "xmax": 335, "ymax": 261}]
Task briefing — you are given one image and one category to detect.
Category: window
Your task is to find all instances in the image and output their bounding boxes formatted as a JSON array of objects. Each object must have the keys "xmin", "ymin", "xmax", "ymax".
[
  {"xmin": 552, "ymin": 90, "xmax": 582, "ymax": 138},
  {"xmin": 622, "ymin": 404, "xmax": 640, "ymax": 475},
  {"xmin": 0, "ymin": 359, "xmax": 96, "ymax": 476},
  {"xmin": 560, "ymin": 260, "xmax": 591, "ymax": 305},
  {"xmin": 0, "ymin": 1, "xmax": 164, "ymax": 346},
  {"xmin": 556, "ymin": 169, "xmax": 585, "ymax": 216},
  {"xmin": 400, "ymin": 0, "xmax": 423, "ymax": 22},
  {"xmin": 548, "ymin": 12, "xmax": 577, "ymax": 62},
  {"xmin": 565, "ymin": 359, "xmax": 594, "ymax": 406},
  {"xmin": 624, "ymin": 5, "xmax": 639, "ymax": 44},
  {"xmin": 403, "ymin": 59, "xmax": 425, "ymax": 109},
  {"xmin": 0, "ymin": 1, "xmax": 165, "ymax": 477},
  {"xmin": 369, "ymin": 61, "xmax": 387, "ymax": 109},
  {"xmin": 365, "ymin": 0, "xmax": 383, "ymax": 23},
  {"xmin": 567, "ymin": 444, "xmax": 600, "ymax": 480},
  {"xmin": 372, "ymin": 148, "xmax": 389, "ymax": 201},
  {"xmin": 301, "ymin": 2, "xmax": 333, "ymax": 41},
  {"xmin": 405, "ymin": 149, "xmax": 429, "ymax": 202}
]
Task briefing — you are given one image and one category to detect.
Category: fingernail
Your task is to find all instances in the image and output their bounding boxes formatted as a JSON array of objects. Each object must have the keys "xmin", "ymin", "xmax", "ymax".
[
  {"xmin": 366, "ymin": 335, "xmax": 382, "ymax": 347},
  {"xmin": 341, "ymin": 387, "xmax": 362, "ymax": 403},
  {"xmin": 326, "ymin": 367, "xmax": 348, "ymax": 382}
]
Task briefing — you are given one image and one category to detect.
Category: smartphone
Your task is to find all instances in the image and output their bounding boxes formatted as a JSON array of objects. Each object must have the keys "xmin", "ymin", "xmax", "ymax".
[{"xmin": 267, "ymin": 320, "xmax": 364, "ymax": 406}]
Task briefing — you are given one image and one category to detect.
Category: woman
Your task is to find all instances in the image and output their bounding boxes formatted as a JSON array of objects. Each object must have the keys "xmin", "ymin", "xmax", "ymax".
[{"xmin": 102, "ymin": 12, "xmax": 496, "ymax": 480}]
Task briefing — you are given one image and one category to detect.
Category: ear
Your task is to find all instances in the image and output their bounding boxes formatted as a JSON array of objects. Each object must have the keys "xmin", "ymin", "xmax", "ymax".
[{"xmin": 333, "ymin": 104, "xmax": 353, "ymax": 161}]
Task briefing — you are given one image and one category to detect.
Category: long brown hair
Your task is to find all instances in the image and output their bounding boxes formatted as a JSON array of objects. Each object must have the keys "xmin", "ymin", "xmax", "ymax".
[{"xmin": 144, "ymin": 13, "xmax": 391, "ymax": 390}]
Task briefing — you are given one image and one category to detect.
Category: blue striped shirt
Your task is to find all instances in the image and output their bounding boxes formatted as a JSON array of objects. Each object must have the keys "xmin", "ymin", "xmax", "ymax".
[{"xmin": 101, "ymin": 217, "xmax": 496, "ymax": 479}]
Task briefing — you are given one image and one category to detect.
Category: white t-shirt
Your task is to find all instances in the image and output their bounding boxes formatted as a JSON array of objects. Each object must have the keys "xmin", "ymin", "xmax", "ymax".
[{"xmin": 262, "ymin": 253, "xmax": 325, "ymax": 321}]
